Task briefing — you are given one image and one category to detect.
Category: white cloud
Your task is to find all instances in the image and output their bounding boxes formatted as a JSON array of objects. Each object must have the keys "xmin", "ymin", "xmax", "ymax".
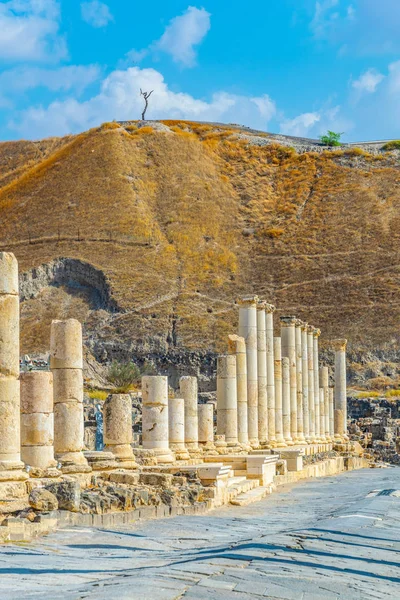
[
  {"xmin": 352, "ymin": 68, "xmax": 385, "ymax": 93},
  {"xmin": 280, "ymin": 112, "xmax": 321, "ymax": 137},
  {"xmin": 9, "ymin": 66, "xmax": 277, "ymax": 138},
  {"xmin": 0, "ymin": 0, "xmax": 66, "ymax": 62},
  {"xmin": 280, "ymin": 106, "xmax": 353, "ymax": 139},
  {"xmin": 0, "ymin": 65, "xmax": 100, "ymax": 96},
  {"xmin": 311, "ymin": 0, "xmax": 340, "ymax": 38},
  {"xmin": 126, "ymin": 6, "xmax": 211, "ymax": 68},
  {"xmin": 81, "ymin": 1, "xmax": 113, "ymax": 28},
  {"xmin": 154, "ymin": 6, "xmax": 211, "ymax": 67},
  {"xmin": 251, "ymin": 95, "xmax": 276, "ymax": 121}
]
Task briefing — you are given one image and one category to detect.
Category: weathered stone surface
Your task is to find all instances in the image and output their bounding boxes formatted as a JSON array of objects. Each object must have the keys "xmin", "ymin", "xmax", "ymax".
[
  {"xmin": 29, "ymin": 488, "xmax": 58, "ymax": 511},
  {"xmin": 139, "ymin": 472, "xmax": 174, "ymax": 488},
  {"xmin": 50, "ymin": 319, "xmax": 83, "ymax": 370},
  {"xmin": 45, "ymin": 480, "xmax": 81, "ymax": 512}
]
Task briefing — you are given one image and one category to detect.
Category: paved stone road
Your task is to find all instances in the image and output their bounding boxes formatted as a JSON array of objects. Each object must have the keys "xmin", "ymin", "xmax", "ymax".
[{"xmin": 1, "ymin": 467, "xmax": 400, "ymax": 599}]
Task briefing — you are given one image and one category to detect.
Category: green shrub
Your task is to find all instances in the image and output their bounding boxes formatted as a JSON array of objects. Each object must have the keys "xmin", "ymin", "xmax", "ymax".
[
  {"xmin": 107, "ymin": 361, "xmax": 141, "ymax": 392},
  {"xmin": 382, "ymin": 140, "xmax": 400, "ymax": 151},
  {"xmin": 319, "ymin": 131, "xmax": 343, "ymax": 147}
]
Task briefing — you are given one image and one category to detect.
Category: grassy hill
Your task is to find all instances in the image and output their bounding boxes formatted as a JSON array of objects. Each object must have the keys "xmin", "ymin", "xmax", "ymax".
[{"xmin": 1, "ymin": 121, "xmax": 400, "ymax": 388}]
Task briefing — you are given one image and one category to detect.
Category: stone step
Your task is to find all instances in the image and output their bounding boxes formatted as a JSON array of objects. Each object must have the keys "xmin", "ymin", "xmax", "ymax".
[
  {"xmin": 230, "ymin": 485, "xmax": 271, "ymax": 507},
  {"xmin": 226, "ymin": 477, "xmax": 259, "ymax": 500}
]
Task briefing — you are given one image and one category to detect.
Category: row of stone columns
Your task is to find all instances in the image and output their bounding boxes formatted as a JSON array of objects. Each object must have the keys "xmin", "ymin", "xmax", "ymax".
[
  {"xmin": 225, "ymin": 296, "xmax": 349, "ymax": 449},
  {"xmin": 0, "ymin": 251, "xmax": 350, "ymax": 487}
]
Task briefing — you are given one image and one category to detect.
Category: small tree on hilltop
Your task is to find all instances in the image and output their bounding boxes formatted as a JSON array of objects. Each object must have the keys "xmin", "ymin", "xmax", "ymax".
[
  {"xmin": 319, "ymin": 130, "xmax": 344, "ymax": 147},
  {"xmin": 140, "ymin": 89, "xmax": 153, "ymax": 120}
]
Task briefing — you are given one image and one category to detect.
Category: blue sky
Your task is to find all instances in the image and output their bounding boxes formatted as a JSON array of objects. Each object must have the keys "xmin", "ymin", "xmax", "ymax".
[{"xmin": 0, "ymin": 0, "xmax": 399, "ymax": 141}]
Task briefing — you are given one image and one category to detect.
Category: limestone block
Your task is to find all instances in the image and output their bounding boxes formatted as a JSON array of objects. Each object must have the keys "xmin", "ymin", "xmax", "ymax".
[
  {"xmin": 142, "ymin": 375, "xmax": 168, "ymax": 406},
  {"xmin": 21, "ymin": 445, "xmax": 57, "ymax": 470},
  {"xmin": 0, "ymin": 252, "xmax": 18, "ymax": 295},
  {"xmin": 54, "ymin": 402, "xmax": 84, "ymax": 453},
  {"xmin": 0, "ymin": 377, "xmax": 19, "ymax": 405},
  {"xmin": 50, "ymin": 319, "xmax": 83, "ymax": 370},
  {"xmin": 0, "ymin": 393, "xmax": 21, "ymax": 459},
  {"xmin": 198, "ymin": 403, "xmax": 214, "ymax": 444},
  {"xmin": 179, "ymin": 376, "xmax": 199, "ymax": 448},
  {"xmin": 142, "ymin": 406, "xmax": 169, "ymax": 449},
  {"xmin": 53, "ymin": 369, "xmax": 83, "ymax": 404},
  {"xmin": 21, "ymin": 412, "xmax": 54, "ymax": 446},
  {"xmin": 20, "ymin": 371, "xmax": 53, "ymax": 414},
  {"xmin": 103, "ymin": 394, "xmax": 132, "ymax": 446},
  {"xmin": 168, "ymin": 397, "xmax": 185, "ymax": 449},
  {"xmin": 0, "ymin": 295, "xmax": 19, "ymax": 378},
  {"xmin": 29, "ymin": 488, "xmax": 58, "ymax": 512}
]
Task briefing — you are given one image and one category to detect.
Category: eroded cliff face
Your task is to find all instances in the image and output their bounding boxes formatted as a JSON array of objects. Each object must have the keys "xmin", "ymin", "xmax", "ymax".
[{"xmin": 1, "ymin": 121, "xmax": 399, "ymax": 386}]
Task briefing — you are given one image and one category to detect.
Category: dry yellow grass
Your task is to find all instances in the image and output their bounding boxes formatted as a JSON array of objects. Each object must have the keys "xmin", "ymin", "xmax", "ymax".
[{"xmin": 0, "ymin": 122, "xmax": 400, "ymax": 359}]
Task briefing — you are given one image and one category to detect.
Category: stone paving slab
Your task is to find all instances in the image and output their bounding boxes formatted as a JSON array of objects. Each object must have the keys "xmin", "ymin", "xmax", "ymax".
[{"xmin": 1, "ymin": 468, "xmax": 400, "ymax": 599}]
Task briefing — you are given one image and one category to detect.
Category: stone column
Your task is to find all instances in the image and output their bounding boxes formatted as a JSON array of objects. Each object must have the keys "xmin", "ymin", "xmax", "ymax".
[
  {"xmin": 332, "ymin": 339, "xmax": 349, "ymax": 442},
  {"xmin": 51, "ymin": 319, "xmax": 90, "ymax": 474},
  {"xmin": 168, "ymin": 397, "xmax": 190, "ymax": 461},
  {"xmin": 228, "ymin": 335, "xmax": 248, "ymax": 447},
  {"xmin": 282, "ymin": 357, "xmax": 293, "ymax": 445},
  {"xmin": 198, "ymin": 403, "xmax": 217, "ymax": 454},
  {"xmin": 257, "ymin": 302, "xmax": 268, "ymax": 446},
  {"xmin": 301, "ymin": 322, "xmax": 310, "ymax": 443},
  {"xmin": 179, "ymin": 376, "xmax": 201, "ymax": 458},
  {"xmin": 0, "ymin": 252, "xmax": 27, "ymax": 492},
  {"xmin": 274, "ymin": 337, "xmax": 285, "ymax": 447},
  {"xmin": 142, "ymin": 376, "xmax": 174, "ymax": 463},
  {"xmin": 20, "ymin": 371, "xmax": 58, "ymax": 474},
  {"xmin": 313, "ymin": 329, "xmax": 321, "ymax": 442},
  {"xmin": 319, "ymin": 388, "xmax": 326, "ymax": 443},
  {"xmin": 307, "ymin": 325, "xmax": 316, "ymax": 443},
  {"xmin": 329, "ymin": 387, "xmax": 334, "ymax": 440},
  {"xmin": 265, "ymin": 304, "xmax": 276, "ymax": 446},
  {"xmin": 281, "ymin": 316, "xmax": 298, "ymax": 443},
  {"xmin": 103, "ymin": 394, "xmax": 138, "ymax": 468},
  {"xmin": 217, "ymin": 354, "xmax": 238, "ymax": 448},
  {"xmin": 295, "ymin": 320, "xmax": 306, "ymax": 444},
  {"xmin": 320, "ymin": 366, "xmax": 330, "ymax": 442},
  {"xmin": 238, "ymin": 296, "xmax": 259, "ymax": 447}
]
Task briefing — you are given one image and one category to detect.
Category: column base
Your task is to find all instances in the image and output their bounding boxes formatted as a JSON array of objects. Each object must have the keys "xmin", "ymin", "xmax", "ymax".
[
  {"xmin": 274, "ymin": 438, "xmax": 287, "ymax": 448},
  {"xmin": 249, "ymin": 439, "xmax": 260, "ymax": 449},
  {"xmin": 84, "ymin": 451, "xmax": 119, "ymax": 471},
  {"xmin": 26, "ymin": 466, "xmax": 62, "ymax": 479},
  {"xmin": 170, "ymin": 444, "xmax": 191, "ymax": 462},
  {"xmin": 105, "ymin": 444, "xmax": 139, "ymax": 470},
  {"xmin": 284, "ymin": 438, "xmax": 294, "ymax": 446},
  {"xmin": 0, "ymin": 460, "xmax": 29, "ymax": 482},
  {"xmin": 151, "ymin": 448, "xmax": 176, "ymax": 464},
  {"xmin": 55, "ymin": 451, "xmax": 92, "ymax": 474}
]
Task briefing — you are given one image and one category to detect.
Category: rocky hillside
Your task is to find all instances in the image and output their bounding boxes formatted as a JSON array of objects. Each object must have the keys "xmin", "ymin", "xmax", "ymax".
[{"xmin": 1, "ymin": 120, "xmax": 400, "ymax": 388}]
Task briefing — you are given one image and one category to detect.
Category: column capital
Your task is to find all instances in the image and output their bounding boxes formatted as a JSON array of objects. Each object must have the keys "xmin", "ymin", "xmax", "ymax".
[
  {"xmin": 301, "ymin": 321, "xmax": 308, "ymax": 331},
  {"xmin": 280, "ymin": 315, "xmax": 297, "ymax": 326},
  {"xmin": 295, "ymin": 318, "xmax": 303, "ymax": 328},
  {"xmin": 257, "ymin": 300, "xmax": 268, "ymax": 310},
  {"xmin": 313, "ymin": 328, "xmax": 321, "ymax": 338},
  {"xmin": 265, "ymin": 303, "xmax": 276, "ymax": 313},
  {"xmin": 237, "ymin": 295, "xmax": 259, "ymax": 307},
  {"xmin": 331, "ymin": 338, "xmax": 347, "ymax": 351}
]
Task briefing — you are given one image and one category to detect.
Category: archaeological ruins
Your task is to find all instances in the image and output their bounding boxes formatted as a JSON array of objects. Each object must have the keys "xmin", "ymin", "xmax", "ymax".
[{"xmin": 0, "ymin": 251, "xmax": 370, "ymax": 542}]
